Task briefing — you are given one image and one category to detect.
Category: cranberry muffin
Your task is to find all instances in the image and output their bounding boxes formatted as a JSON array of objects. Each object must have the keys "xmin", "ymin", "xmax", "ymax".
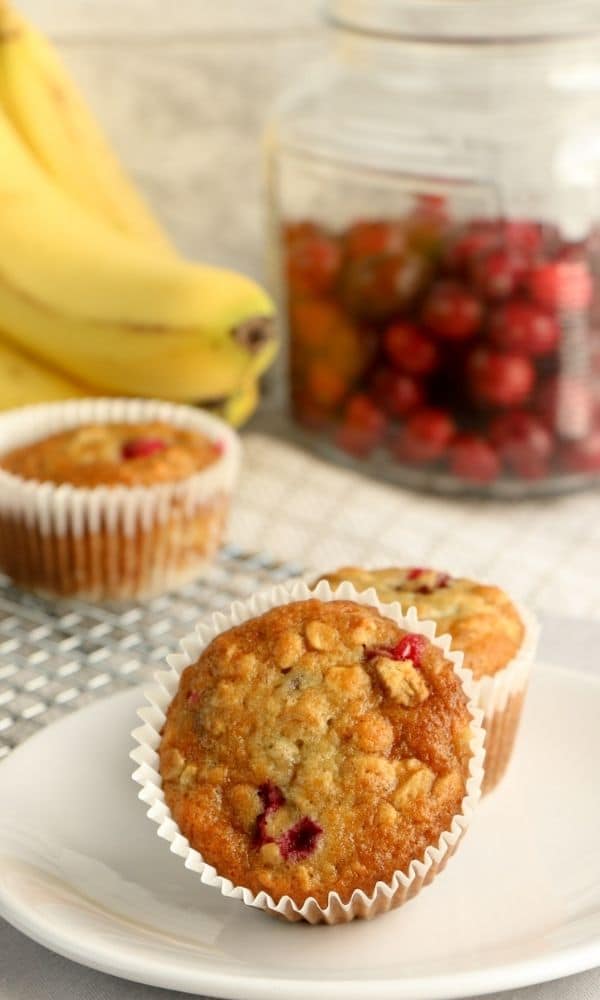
[
  {"xmin": 159, "ymin": 598, "xmax": 477, "ymax": 912},
  {"xmin": 0, "ymin": 399, "xmax": 238, "ymax": 601},
  {"xmin": 317, "ymin": 567, "xmax": 536, "ymax": 793},
  {"xmin": 0, "ymin": 421, "xmax": 221, "ymax": 488}
]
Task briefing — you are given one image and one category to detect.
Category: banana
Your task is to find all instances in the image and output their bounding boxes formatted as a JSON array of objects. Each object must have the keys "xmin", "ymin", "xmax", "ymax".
[
  {"xmin": 0, "ymin": 1, "xmax": 174, "ymax": 254},
  {"xmin": 211, "ymin": 378, "xmax": 259, "ymax": 428},
  {"xmin": 0, "ymin": 104, "xmax": 276, "ymax": 402},
  {"xmin": 0, "ymin": 334, "xmax": 89, "ymax": 409}
]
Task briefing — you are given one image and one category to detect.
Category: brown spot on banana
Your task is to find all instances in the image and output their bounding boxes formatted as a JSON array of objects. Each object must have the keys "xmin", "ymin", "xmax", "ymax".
[{"xmin": 232, "ymin": 316, "xmax": 276, "ymax": 355}]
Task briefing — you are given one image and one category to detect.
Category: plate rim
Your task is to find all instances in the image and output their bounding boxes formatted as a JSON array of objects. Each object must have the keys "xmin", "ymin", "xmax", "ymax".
[{"xmin": 1, "ymin": 664, "xmax": 599, "ymax": 1000}]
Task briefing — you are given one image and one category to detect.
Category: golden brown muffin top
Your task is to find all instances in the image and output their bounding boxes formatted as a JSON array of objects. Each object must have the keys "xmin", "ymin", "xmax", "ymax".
[
  {"xmin": 316, "ymin": 567, "xmax": 524, "ymax": 679},
  {"xmin": 159, "ymin": 598, "xmax": 473, "ymax": 907},
  {"xmin": 0, "ymin": 421, "xmax": 221, "ymax": 487}
]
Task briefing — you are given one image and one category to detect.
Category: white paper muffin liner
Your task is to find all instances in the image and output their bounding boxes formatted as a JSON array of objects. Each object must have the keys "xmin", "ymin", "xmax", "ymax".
[
  {"xmin": 0, "ymin": 397, "xmax": 240, "ymax": 601},
  {"xmin": 474, "ymin": 601, "xmax": 539, "ymax": 794},
  {"xmin": 130, "ymin": 578, "xmax": 486, "ymax": 924}
]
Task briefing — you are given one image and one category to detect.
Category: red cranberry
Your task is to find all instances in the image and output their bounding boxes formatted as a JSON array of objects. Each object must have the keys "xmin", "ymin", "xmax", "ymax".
[
  {"xmin": 344, "ymin": 220, "xmax": 405, "ymax": 258},
  {"xmin": 392, "ymin": 407, "xmax": 456, "ymax": 463},
  {"xmin": 286, "ymin": 229, "xmax": 341, "ymax": 296},
  {"xmin": 335, "ymin": 394, "xmax": 387, "ymax": 458},
  {"xmin": 470, "ymin": 248, "xmax": 528, "ymax": 300},
  {"xmin": 258, "ymin": 781, "xmax": 285, "ymax": 813},
  {"xmin": 383, "ymin": 321, "xmax": 439, "ymax": 376},
  {"xmin": 121, "ymin": 437, "xmax": 166, "ymax": 460},
  {"xmin": 370, "ymin": 369, "xmax": 425, "ymax": 418},
  {"xmin": 489, "ymin": 411, "xmax": 553, "ymax": 479},
  {"xmin": 306, "ymin": 361, "xmax": 347, "ymax": 409},
  {"xmin": 489, "ymin": 300, "xmax": 560, "ymax": 357},
  {"xmin": 535, "ymin": 375, "xmax": 593, "ymax": 439},
  {"xmin": 422, "ymin": 281, "xmax": 483, "ymax": 341},
  {"xmin": 502, "ymin": 220, "xmax": 543, "ymax": 256},
  {"xmin": 467, "ymin": 347, "xmax": 535, "ymax": 408},
  {"xmin": 254, "ymin": 781, "xmax": 286, "ymax": 847},
  {"xmin": 366, "ymin": 633, "xmax": 428, "ymax": 666},
  {"xmin": 443, "ymin": 222, "xmax": 501, "ymax": 274},
  {"xmin": 290, "ymin": 299, "xmax": 343, "ymax": 350},
  {"xmin": 529, "ymin": 258, "xmax": 593, "ymax": 311},
  {"xmin": 448, "ymin": 434, "xmax": 501, "ymax": 484},
  {"xmin": 340, "ymin": 251, "xmax": 430, "ymax": 322},
  {"xmin": 278, "ymin": 817, "xmax": 323, "ymax": 861},
  {"xmin": 561, "ymin": 431, "xmax": 600, "ymax": 473},
  {"xmin": 406, "ymin": 568, "xmax": 452, "ymax": 593}
]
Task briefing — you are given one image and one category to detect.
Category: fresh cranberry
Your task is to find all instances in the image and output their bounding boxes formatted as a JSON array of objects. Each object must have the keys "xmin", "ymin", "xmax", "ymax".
[
  {"xmin": 383, "ymin": 321, "xmax": 439, "ymax": 376},
  {"xmin": 121, "ymin": 437, "xmax": 166, "ymax": 460},
  {"xmin": 443, "ymin": 222, "xmax": 501, "ymax": 274},
  {"xmin": 422, "ymin": 281, "xmax": 482, "ymax": 341},
  {"xmin": 335, "ymin": 394, "xmax": 387, "ymax": 458},
  {"xmin": 448, "ymin": 434, "xmax": 501, "ymax": 484},
  {"xmin": 470, "ymin": 248, "xmax": 528, "ymax": 300},
  {"xmin": 502, "ymin": 220, "xmax": 544, "ymax": 256},
  {"xmin": 286, "ymin": 229, "xmax": 341, "ymax": 296},
  {"xmin": 467, "ymin": 347, "xmax": 535, "ymax": 408},
  {"xmin": 406, "ymin": 568, "xmax": 452, "ymax": 593},
  {"xmin": 278, "ymin": 817, "xmax": 323, "ymax": 861},
  {"xmin": 392, "ymin": 408, "xmax": 456, "ymax": 463},
  {"xmin": 290, "ymin": 300, "xmax": 344, "ymax": 350},
  {"xmin": 306, "ymin": 361, "xmax": 347, "ymax": 409},
  {"xmin": 366, "ymin": 633, "xmax": 428, "ymax": 666},
  {"xmin": 535, "ymin": 375, "xmax": 593, "ymax": 439},
  {"xmin": 489, "ymin": 411, "xmax": 553, "ymax": 479},
  {"xmin": 561, "ymin": 431, "xmax": 600, "ymax": 473},
  {"xmin": 528, "ymin": 258, "xmax": 593, "ymax": 311},
  {"xmin": 284, "ymin": 221, "xmax": 321, "ymax": 246},
  {"xmin": 489, "ymin": 300, "xmax": 560, "ymax": 357},
  {"xmin": 292, "ymin": 392, "xmax": 332, "ymax": 431},
  {"xmin": 340, "ymin": 251, "xmax": 430, "ymax": 322},
  {"xmin": 344, "ymin": 220, "xmax": 405, "ymax": 258},
  {"xmin": 370, "ymin": 369, "xmax": 425, "ymax": 418}
]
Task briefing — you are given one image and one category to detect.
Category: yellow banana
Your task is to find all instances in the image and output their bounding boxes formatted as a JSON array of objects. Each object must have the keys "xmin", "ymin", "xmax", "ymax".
[
  {"xmin": 0, "ymin": 1, "xmax": 174, "ymax": 254},
  {"xmin": 0, "ymin": 104, "xmax": 276, "ymax": 402},
  {"xmin": 0, "ymin": 334, "xmax": 89, "ymax": 408},
  {"xmin": 0, "ymin": 332, "xmax": 260, "ymax": 425},
  {"xmin": 212, "ymin": 378, "xmax": 259, "ymax": 428}
]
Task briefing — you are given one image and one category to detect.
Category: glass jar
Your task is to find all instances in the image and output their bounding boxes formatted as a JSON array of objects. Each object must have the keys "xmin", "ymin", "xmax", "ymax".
[{"xmin": 266, "ymin": 0, "xmax": 600, "ymax": 496}]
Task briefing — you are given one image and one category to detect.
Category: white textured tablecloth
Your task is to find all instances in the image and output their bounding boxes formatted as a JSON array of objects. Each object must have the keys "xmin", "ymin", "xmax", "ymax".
[{"xmin": 231, "ymin": 433, "xmax": 600, "ymax": 619}]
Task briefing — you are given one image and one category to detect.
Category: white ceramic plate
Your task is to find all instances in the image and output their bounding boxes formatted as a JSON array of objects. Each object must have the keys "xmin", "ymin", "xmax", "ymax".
[{"xmin": 0, "ymin": 663, "xmax": 599, "ymax": 1000}]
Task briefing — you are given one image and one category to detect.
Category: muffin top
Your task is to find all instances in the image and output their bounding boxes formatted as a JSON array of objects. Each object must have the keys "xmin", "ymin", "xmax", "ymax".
[
  {"xmin": 159, "ymin": 598, "xmax": 473, "ymax": 907},
  {"xmin": 316, "ymin": 567, "xmax": 524, "ymax": 679},
  {"xmin": 0, "ymin": 421, "xmax": 222, "ymax": 487}
]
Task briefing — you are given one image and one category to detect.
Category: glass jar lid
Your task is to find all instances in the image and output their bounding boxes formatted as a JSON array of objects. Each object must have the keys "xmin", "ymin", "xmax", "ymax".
[{"xmin": 327, "ymin": 0, "xmax": 600, "ymax": 42}]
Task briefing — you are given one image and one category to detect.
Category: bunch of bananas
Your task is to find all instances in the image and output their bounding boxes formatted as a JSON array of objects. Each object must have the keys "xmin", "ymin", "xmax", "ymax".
[{"xmin": 0, "ymin": 2, "xmax": 276, "ymax": 426}]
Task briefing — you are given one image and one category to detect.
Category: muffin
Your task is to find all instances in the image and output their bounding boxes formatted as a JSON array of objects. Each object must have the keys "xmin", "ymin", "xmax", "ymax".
[
  {"xmin": 132, "ymin": 580, "xmax": 485, "ymax": 924},
  {"xmin": 316, "ymin": 566, "xmax": 538, "ymax": 794},
  {"xmin": 0, "ymin": 398, "xmax": 239, "ymax": 601}
]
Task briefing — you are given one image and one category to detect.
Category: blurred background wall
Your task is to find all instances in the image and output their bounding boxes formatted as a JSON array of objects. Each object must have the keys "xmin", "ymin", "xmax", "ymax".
[{"xmin": 17, "ymin": 0, "xmax": 325, "ymax": 280}]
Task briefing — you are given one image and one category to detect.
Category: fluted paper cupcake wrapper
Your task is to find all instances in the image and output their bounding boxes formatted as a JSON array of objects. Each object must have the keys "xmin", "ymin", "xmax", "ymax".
[
  {"xmin": 130, "ymin": 578, "xmax": 486, "ymax": 925},
  {"xmin": 0, "ymin": 398, "xmax": 240, "ymax": 601},
  {"xmin": 474, "ymin": 602, "xmax": 539, "ymax": 794}
]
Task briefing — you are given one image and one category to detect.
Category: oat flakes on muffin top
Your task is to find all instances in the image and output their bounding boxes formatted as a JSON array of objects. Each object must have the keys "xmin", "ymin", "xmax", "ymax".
[
  {"xmin": 0, "ymin": 421, "xmax": 221, "ymax": 487},
  {"xmin": 159, "ymin": 598, "xmax": 473, "ymax": 907},
  {"xmin": 316, "ymin": 567, "xmax": 524, "ymax": 679}
]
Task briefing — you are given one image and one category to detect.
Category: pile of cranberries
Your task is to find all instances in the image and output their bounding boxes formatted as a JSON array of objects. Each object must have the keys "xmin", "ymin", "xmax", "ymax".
[{"xmin": 285, "ymin": 205, "xmax": 600, "ymax": 487}]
